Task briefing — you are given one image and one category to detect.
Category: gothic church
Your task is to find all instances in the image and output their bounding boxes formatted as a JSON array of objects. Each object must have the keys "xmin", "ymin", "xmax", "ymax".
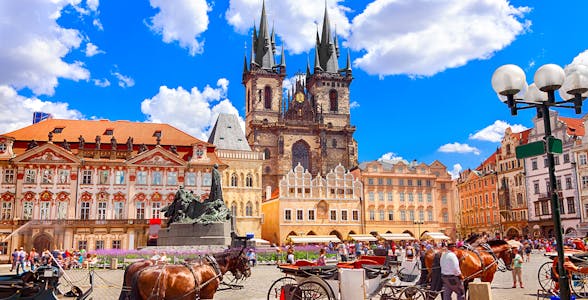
[{"xmin": 243, "ymin": 1, "xmax": 359, "ymax": 191}]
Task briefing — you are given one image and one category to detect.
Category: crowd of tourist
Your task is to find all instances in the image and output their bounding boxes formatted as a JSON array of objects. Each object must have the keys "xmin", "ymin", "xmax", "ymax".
[{"xmin": 9, "ymin": 247, "xmax": 97, "ymax": 274}]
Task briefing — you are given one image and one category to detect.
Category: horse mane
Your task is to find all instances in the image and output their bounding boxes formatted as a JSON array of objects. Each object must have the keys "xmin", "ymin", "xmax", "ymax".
[
  {"xmin": 486, "ymin": 239, "xmax": 508, "ymax": 247},
  {"xmin": 464, "ymin": 233, "xmax": 481, "ymax": 244}
]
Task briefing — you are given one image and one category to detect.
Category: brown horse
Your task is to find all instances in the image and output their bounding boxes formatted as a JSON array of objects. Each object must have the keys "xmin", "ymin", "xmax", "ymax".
[
  {"xmin": 118, "ymin": 259, "xmax": 156, "ymax": 300},
  {"xmin": 424, "ymin": 240, "xmax": 513, "ymax": 288},
  {"xmin": 129, "ymin": 249, "xmax": 251, "ymax": 300}
]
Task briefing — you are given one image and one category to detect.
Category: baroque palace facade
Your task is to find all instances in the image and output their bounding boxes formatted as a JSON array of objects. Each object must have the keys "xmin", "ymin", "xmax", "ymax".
[{"xmin": 0, "ymin": 118, "xmax": 266, "ymax": 262}]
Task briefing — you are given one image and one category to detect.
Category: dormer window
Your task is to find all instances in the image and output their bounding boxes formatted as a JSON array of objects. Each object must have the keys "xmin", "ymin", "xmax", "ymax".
[
  {"xmin": 153, "ymin": 130, "xmax": 162, "ymax": 137},
  {"xmin": 104, "ymin": 129, "xmax": 114, "ymax": 135},
  {"xmin": 53, "ymin": 127, "xmax": 64, "ymax": 134}
]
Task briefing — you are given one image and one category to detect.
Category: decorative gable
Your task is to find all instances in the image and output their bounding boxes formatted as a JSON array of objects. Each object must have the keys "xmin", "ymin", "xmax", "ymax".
[
  {"xmin": 128, "ymin": 147, "xmax": 186, "ymax": 167},
  {"xmin": 12, "ymin": 143, "xmax": 80, "ymax": 165}
]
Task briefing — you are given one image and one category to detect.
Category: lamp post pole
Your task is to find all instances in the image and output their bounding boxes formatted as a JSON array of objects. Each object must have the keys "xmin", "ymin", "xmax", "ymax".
[
  {"xmin": 492, "ymin": 63, "xmax": 588, "ymax": 300},
  {"xmin": 414, "ymin": 220, "xmax": 424, "ymax": 241}
]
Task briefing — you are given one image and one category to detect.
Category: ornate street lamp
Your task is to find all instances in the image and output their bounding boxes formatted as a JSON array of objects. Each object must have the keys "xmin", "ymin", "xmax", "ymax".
[
  {"xmin": 492, "ymin": 63, "xmax": 588, "ymax": 300},
  {"xmin": 413, "ymin": 220, "xmax": 424, "ymax": 240}
]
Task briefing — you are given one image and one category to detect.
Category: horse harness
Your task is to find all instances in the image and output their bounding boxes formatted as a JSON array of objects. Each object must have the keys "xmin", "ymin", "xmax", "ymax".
[
  {"xmin": 175, "ymin": 254, "xmax": 224, "ymax": 300},
  {"xmin": 461, "ymin": 243, "xmax": 509, "ymax": 281}
]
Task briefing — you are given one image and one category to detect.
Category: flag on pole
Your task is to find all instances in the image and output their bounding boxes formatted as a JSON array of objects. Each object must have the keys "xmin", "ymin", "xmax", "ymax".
[{"xmin": 32, "ymin": 112, "xmax": 53, "ymax": 124}]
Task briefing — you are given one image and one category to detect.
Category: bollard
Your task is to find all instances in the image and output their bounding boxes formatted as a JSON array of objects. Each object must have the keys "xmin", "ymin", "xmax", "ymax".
[{"xmin": 468, "ymin": 282, "xmax": 492, "ymax": 300}]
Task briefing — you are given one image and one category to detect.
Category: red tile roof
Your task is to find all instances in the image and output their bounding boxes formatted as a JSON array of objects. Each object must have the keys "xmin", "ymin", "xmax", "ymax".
[{"xmin": 559, "ymin": 117, "xmax": 585, "ymax": 137}]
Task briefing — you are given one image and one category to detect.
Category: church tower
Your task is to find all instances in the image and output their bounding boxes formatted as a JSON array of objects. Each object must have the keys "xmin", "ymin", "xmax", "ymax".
[{"xmin": 244, "ymin": 1, "xmax": 358, "ymax": 192}]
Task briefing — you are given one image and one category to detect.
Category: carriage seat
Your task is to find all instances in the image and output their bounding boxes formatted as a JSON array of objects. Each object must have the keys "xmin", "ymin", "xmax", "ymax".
[
  {"xmin": 398, "ymin": 259, "xmax": 420, "ymax": 282},
  {"xmin": 293, "ymin": 260, "xmax": 317, "ymax": 267}
]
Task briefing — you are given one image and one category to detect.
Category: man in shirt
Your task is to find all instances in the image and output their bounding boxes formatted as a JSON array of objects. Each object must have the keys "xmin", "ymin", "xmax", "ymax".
[{"xmin": 440, "ymin": 243, "xmax": 464, "ymax": 300}]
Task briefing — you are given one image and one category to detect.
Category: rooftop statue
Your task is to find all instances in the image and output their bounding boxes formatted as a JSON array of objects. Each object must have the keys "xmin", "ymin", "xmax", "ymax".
[{"xmin": 161, "ymin": 164, "xmax": 230, "ymax": 225}]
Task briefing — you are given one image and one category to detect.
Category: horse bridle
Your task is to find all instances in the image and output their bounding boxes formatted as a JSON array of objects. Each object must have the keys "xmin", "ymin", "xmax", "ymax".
[{"xmin": 461, "ymin": 243, "xmax": 511, "ymax": 281}]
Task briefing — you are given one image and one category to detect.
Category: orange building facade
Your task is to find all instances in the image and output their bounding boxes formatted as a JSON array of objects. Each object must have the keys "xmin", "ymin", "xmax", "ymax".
[{"xmin": 0, "ymin": 119, "xmax": 224, "ymax": 261}]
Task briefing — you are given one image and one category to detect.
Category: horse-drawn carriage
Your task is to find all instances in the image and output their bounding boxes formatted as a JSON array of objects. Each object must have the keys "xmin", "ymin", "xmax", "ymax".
[
  {"xmin": 538, "ymin": 250, "xmax": 588, "ymax": 298},
  {"xmin": 0, "ymin": 264, "xmax": 92, "ymax": 300},
  {"xmin": 267, "ymin": 254, "xmax": 436, "ymax": 300}
]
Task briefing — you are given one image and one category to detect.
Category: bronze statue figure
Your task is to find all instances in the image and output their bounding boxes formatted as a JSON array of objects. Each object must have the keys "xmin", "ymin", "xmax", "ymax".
[{"xmin": 78, "ymin": 135, "xmax": 85, "ymax": 149}]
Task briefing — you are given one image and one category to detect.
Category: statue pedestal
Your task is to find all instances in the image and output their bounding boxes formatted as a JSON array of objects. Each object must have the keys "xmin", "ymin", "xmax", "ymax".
[{"xmin": 158, "ymin": 222, "xmax": 232, "ymax": 246}]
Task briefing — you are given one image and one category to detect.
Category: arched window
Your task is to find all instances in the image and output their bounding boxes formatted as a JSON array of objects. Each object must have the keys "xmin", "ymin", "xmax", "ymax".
[
  {"xmin": 245, "ymin": 202, "xmax": 253, "ymax": 216},
  {"xmin": 329, "ymin": 89, "xmax": 338, "ymax": 112},
  {"xmin": 264, "ymin": 86, "xmax": 272, "ymax": 109},
  {"xmin": 245, "ymin": 174, "xmax": 253, "ymax": 187},
  {"xmin": 231, "ymin": 202, "xmax": 237, "ymax": 217},
  {"xmin": 230, "ymin": 173, "xmax": 238, "ymax": 187},
  {"xmin": 292, "ymin": 140, "xmax": 310, "ymax": 171},
  {"xmin": 331, "ymin": 139, "xmax": 337, "ymax": 148},
  {"xmin": 265, "ymin": 166, "xmax": 271, "ymax": 174},
  {"xmin": 264, "ymin": 148, "xmax": 271, "ymax": 159}
]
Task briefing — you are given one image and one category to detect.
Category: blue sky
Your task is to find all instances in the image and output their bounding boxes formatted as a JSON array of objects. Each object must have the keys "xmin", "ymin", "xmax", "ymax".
[{"xmin": 1, "ymin": 0, "xmax": 587, "ymax": 178}]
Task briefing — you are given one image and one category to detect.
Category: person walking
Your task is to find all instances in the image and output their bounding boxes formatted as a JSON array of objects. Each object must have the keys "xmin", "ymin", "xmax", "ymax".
[
  {"xmin": 28, "ymin": 248, "xmax": 39, "ymax": 272},
  {"xmin": 440, "ymin": 243, "xmax": 465, "ymax": 300},
  {"xmin": 511, "ymin": 247, "xmax": 524, "ymax": 288},
  {"xmin": 338, "ymin": 242, "xmax": 349, "ymax": 262},
  {"xmin": 316, "ymin": 248, "xmax": 326, "ymax": 266},
  {"xmin": 16, "ymin": 247, "xmax": 26, "ymax": 274}
]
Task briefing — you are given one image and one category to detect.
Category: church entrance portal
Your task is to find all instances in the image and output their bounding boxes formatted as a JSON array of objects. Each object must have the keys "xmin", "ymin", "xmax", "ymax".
[{"xmin": 33, "ymin": 233, "xmax": 52, "ymax": 252}]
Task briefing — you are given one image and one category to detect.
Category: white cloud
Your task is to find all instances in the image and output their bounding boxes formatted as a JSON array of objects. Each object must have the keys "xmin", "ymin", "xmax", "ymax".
[
  {"xmin": 377, "ymin": 152, "xmax": 408, "ymax": 164},
  {"xmin": 93, "ymin": 78, "xmax": 110, "ymax": 87},
  {"xmin": 112, "ymin": 72, "xmax": 135, "ymax": 88},
  {"xmin": 470, "ymin": 120, "xmax": 528, "ymax": 142},
  {"xmin": 147, "ymin": 0, "xmax": 211, "ymax": 56},
  {"xmin": 0, "ymin": 85, "xmax": 83, "ymax": 133},
  {"xmin": 570, "ymin": 49, "xmax": 588, "ymax": 65},
  {"xmin": 0, "ymin": 0, "xmax": 90, "ymax": 96},
  {"xmin": 438, "ymin": 142, "xmax": 480, "ymax": 155},
  {"xmin": 93, "ymin": 18, "xmax": 103, "ymax": 31},
  {"xmin": 448, "ymin": 164, "xmax": 463, "ymax": 180},
  {"xmin": 141, "ymin": 79, "xmax": 243, "ymax": 140},
  {"xmin": 86, "ymin": 0, "xmax": 99, "ymax": 12},
  {"xmin": 350, "ymin": 101, "xmax": 360, "ymax": 109},
  {"xmin": 85, "ymin": 42, "xmax": 104, "ymax": 57},
  {"xmin": 226, "ymin": 0, "xmax": 351, "ymax": 54},
  {"xmin": 347, "ymin": 0, "xmax": 531, "ymax": 76}
]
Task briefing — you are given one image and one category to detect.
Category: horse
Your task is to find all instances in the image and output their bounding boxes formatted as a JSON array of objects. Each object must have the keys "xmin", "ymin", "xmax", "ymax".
[
  {"xmin": 424, "ymin": 240, "xmax": 513, "ymax": 290},
  {"xmin": 129, "ymin": 249, "xmax": 251, "ymax": 300},
  {"xmin": 118, "ymin": 259, "xmax": 156, "ymax": 300}
]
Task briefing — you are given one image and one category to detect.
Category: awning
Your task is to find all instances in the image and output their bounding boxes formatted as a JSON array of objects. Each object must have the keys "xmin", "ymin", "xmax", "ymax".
[
  {"xmin": 348, "ymin": 234, "xmax": 378, "ymax": 242},
  {"xmin": 379, "ymin": 233, "xmax": 415, "ymax": 241},
  {"xmin": 287, "ymin": 235, "xmax": 341, "ymax": 244},
  {"xmin": 250, "ymin": 238, "xmax": 271, "ymax": 246},
  {"xmin": 422, "ymin": 232, "xmax": 450, "ymax": 240}
]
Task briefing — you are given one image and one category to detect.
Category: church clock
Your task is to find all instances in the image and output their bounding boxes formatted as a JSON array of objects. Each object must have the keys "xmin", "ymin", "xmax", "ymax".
[{"xmin": 295, "ymin": 92, "xmax": 304, "ymax": 103}]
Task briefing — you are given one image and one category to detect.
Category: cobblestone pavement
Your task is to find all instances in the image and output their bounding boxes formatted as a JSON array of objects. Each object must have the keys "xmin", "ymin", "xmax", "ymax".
[{"xmin": 0, "ymin": 252, "xmax": 579, "ymax": 299}]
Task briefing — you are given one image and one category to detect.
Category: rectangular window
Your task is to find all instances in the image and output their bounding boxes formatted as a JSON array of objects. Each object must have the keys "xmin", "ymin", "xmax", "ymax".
[
  {"xmin": 531, "ymin": 159, "xmax": 538, "ymax": 170},
  {"xmin": 23, "ymin": 202, "xmax": 33, "ymax": 220},
  {"xmin": 378, "ymin": 178, "xmax": 383, "ymax": 185},
  {"xmin": 136, "ymin": 171, "xmax": 147, "ymax": 185},
  {"xmin": 409, "ymin": 210, "xmax": 415, "ymax": 221},
  {"xmin": 534, "ymin": 202, "xmax": 540, "ymax": 216},
  {"xmin": 202, "ymin": 173, "xmax": 212, "ymax": 186},
  {"xmin": 398, "ymin": 179, "xmax": 404, "ymax": 186},
  {"xmin": 114, "ymin": 171, "xmax": 125, "ymax": 185},
  {"xmin": 95, "ymin": 240, "xmax": 104, "ymax": 250},
  {"xmin": 114, "ymin": 202, "xmax": 124, "ymax": 219},
  {"xmin": 112, "ymin": 240, "xmax": 121, "ymax": 249},
  {"xmin": 136, "ymin": 202, "xmax": 145, "ymax": 219},
  {"xmin": 407, "ymin": 179, "xmax": 413, "ymax": 186},
  {"xmin": 296, "ymin": 209, "xmax": 303, "ymax": 221},
  {"xmin": 581, "ymin": 154, "xmax": 587, "ymax": 165},
  {"xmin": 97, "ymin": 202, "xmax": 107, "ymax": 220},
  {"xmin": 534, "ymin": 181, "xmax": 540, "ymax": 194},
  {"xmin": 399, "ymin": 192, "xmax": 405, "ymax": 202},
  {"xmin": 25, "ymin": 169, "xmax": 36, "ymax": 184},
  {"xmin": 568, "ymin": 198, "xmax": 576, "ymax": 214},
  {"xmin": 58, "ymin": 169, "xmax": 69, "ymax": 184},
  {"xmin": 40, "ymin": 202, "xmax": 50, "ymax": 220},
  {"xmin": 427, "ymin": 210, "xmax": 433, "ymax": 221},
  {"xmin": 441, "ymin": 196, "xmax": 447, "ymax": 205},
  {"xmin": 82, "ymin": 170, "xmax": 92, "ymax": 185},
  {"xmin": 564, "ymin": 154, "xmax": 570, "ymax": 163},
  {"xmin": 408, "ymin": 193, "xmax": 414, "ymax": 202},
  {"xmin": 443, "ymin": 212, "xmax": 448, "ymax": 223},
  {"xmin": 80, "ymin": 202, "xmax": 90, "ymax": 220},
  {"xmin": 352, "ymin": 210, "xmax": 359, "ymax": 221},
  {"xmin": 541, "ymin": 201, "xmax": 550, "ymax": 215},
  {"xmin": 98, "ymin": 170, "xmax": 109, "ymax": 185},
  {"xmin": 419, "ymin": 210, "xmax": 425, "ymax": 221},
  {"xmin": 369, "ymin": 192, "xmax": 374, "ymax": 201},
  {"xmin": 400, "ymin": 211, "xmax": 406, "ymax": 221},
  {"xmin": 386, "ymin": 179, "xmax": 392, "ymax": 185},
  {"xmin": 368, "ymin": 178, "xmax": 374, "ymax": 185},
  {"xmin": 583, "ymin": 176, "xmax": 588, "ymax": 188},
  {"xmin": 57, "ymin": 202, "xmax": 67, "ymax": 219},
  {"xmin": 330, "ymin": 210, "xmax": 337, "ymax": 221},
  {"xmin": 151, "ymin": 202, "xmax": 161, "ymax": 219},
  {"xmin": 554, "ymin": 156, "xmax": 560, "ymax": 165},
  {"xmin": 378, "ymin": 192, "xmax": 384, "ymax": 201},
  {"xmin": 417, "ymin": 179, "xmax": 422, "ymax": 186},
  {"xmin": 308, "ymin": 210, "xmax": 315, "ymax": 221},
  {"xmin": 566, "ymin": 177, "xmax": 573, "ymax": 190},
  {"xmin": 185, "ymin": 172, "xmax": 196, "ymax": 186},
  {"xmin": 284, "ymin": 209, "xmax": 292, "ymax": 221},
  {"xmin": 388, "ymin": 210, "xmax": 394, "ymax": 221},
  {"xmin": 1, "ymin": 202, "xmax": 12, "ymax": 220},
  {"xmin": 0, "ymin": 242, "xmax": 7, "ymax": 255},
  {"xmin": 369, "ymin": 210, "xmax": 375, "ymax": 221},
  {"xmin": 78, "ymin": 241, "xmax": 87, "ymax": 250},
  {"xmin": 418, "ymin": 193, "xmax": 423, "ymax": 202},
  {"xmin": 427, "ymin": 193, "xmax": 432, "ymax": 202},
  {"xmin": 167, "ymin": 172, "xmax": 177, "ymax": 186},
  {"xmin": 379, "ymin": 210, "xmax": 385, "ymax": 220},
  {"xmin": 387, "ymin": 192, "xmax": 393, "ymax": 201},
  {"xmin": 41, "ymin": 169, "xmax": 53, "ymax": 184},
  {"xmin": 341, "ymin": 210, "xmax": 348, "ymax": 221},
  {"xmin": 152, "ymin": 171, "xmax": 162, "ymax": 185},
  {"xmin": 3, "ymin": 169, "xmax": 14, "ymax": 184}
]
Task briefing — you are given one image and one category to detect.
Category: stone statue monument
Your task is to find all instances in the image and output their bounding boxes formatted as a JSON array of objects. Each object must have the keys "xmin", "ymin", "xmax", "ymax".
[{"xmin": 157, "ymin": 164, "xmax": 232, "ymax": 246}]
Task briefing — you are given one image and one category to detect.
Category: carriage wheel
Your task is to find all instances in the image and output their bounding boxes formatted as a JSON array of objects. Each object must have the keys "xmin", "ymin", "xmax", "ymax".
[
  {"xmin": 267, "ymin": 276, "xmax": 298, "ymax": 300},
  {"xmin": 295, "ymin": 280, "xmax": 332, "ymax": 300},
  {"xmin": 538, "ymin": 261, "xmax": 556, "ymax": 292},
  {"xmin": 397, "ymin": 286, "xmax": 426, "ymax": 300},
  {"xmin": 375, "ymin": 284, "xmax": 400, "ymax": 300},
  {"xmin": 570, "ymin": 271, "xmax": 588, "ymax": 298}
]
